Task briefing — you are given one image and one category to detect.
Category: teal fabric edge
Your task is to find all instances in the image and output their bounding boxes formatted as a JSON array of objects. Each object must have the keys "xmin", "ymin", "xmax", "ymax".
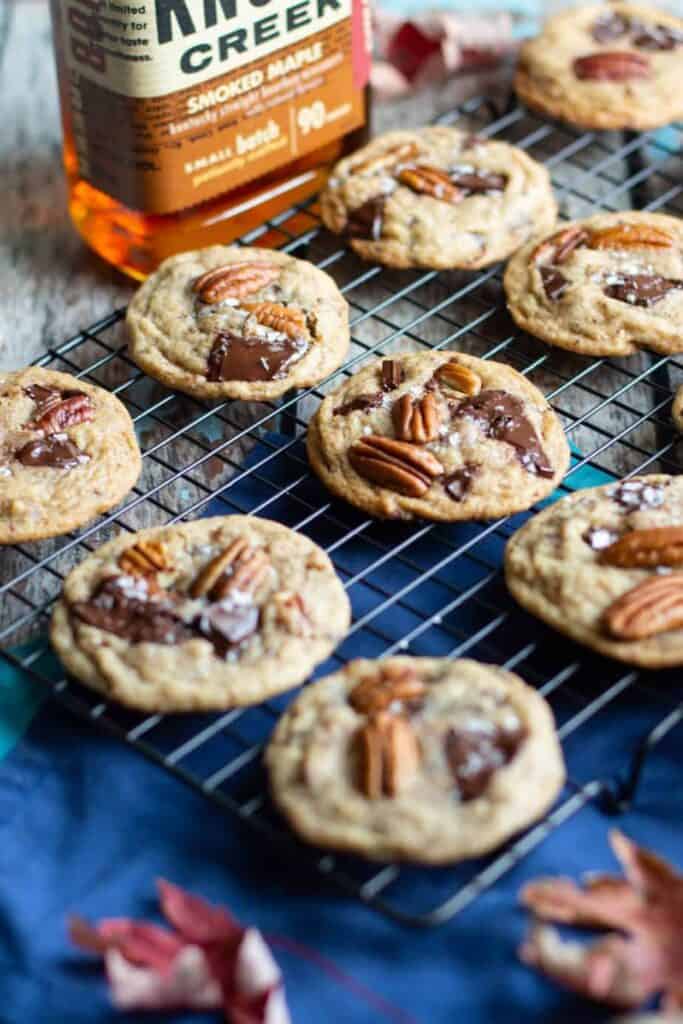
[{"xmin": 0, "ymin": 448, "xmax": 614, "ymax": 761}]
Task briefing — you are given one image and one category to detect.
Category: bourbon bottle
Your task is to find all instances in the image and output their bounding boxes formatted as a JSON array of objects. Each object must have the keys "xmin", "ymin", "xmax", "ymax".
[{"xmin": 49, "ymin": 0, "xmax": 372, "ymax": 278}]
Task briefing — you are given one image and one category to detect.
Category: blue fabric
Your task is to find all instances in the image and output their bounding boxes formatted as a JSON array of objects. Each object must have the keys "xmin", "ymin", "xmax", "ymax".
[{"xmin": 2, "ymin": 433, "xmax": 682, "ymax": 1023}]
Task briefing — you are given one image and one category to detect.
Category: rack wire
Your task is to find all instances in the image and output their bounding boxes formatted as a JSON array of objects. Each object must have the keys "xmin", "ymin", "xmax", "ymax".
[{"xmin": 2, "ymin": 94, "xmax": 683, "ymax": 927}]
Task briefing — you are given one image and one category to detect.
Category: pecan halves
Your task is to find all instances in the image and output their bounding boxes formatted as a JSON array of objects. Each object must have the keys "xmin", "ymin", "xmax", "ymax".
[
  {"xmin": 589, "ymin": 223, "xmax": 673, "ymax": 250},
  {"xmin": 351, "ymin": 140, "xmax": 420, "ymax": 176},
  {"xmin": 573, "ymin": 51, "xmax": 651, "ymax": 81},
  {"xmin": 348, "ymin": 435, "xmax": 444, "ymax": 497},
  {"xmin": 599, "ymin": 527, "xmax": 683, "ymax": 569},
  {"xmin": 193, "ymin": 262, "xmax": 280, "ymax": 304},
  {"xmin": 349, "ymin": 664, "xmax": 426, "ymax": 714},
  {"xmin": 242, "ymin": 301, "xmax": 307, "ymax": 339},
  {"xmin": 603, "ymin": 574, "xmax": 683, "ymax": 640},
  {"xmin": 356, "ymin": 712, "xmax": 421, "ymax": 799},
  {"xmin": 190, "ymin": 538, "xmax": 270, "ymax": 601},
  {"xmin": 31, "ymin": 393, "xmax": 95, "ymax": 434},
  {"xmin": 398, "ymin": 165, "xmax": 464, "ymax": 204},
  {"xmin": 381, "ymin": 359, "xmax": 404, "ymax": 391},
  {"xmin": 392, "ymin": 393, "xmax": 440, "ymax": 444},
  {"xmin": 435, "ymin": 360, "xmax": 482, "ymax": 396},
  {"xmin": 532, "ymin": 226, "xmax": 591, "ymax": 265},
  {"xmin": 119, "ymin": 539, "xmax": 171, "ymax": 577}
]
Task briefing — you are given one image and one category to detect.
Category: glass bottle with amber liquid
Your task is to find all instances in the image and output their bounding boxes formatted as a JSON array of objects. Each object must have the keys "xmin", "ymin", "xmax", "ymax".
[{"xmin": 49, "ymin": 0, "xmax": 371, "ymax": 279}]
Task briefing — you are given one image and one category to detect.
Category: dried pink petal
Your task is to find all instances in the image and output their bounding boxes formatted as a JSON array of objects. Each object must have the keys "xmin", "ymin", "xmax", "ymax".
[
  {"xmin": 520, "ymin": 831, "xmax": 683, "ymax": 1012},
  {"xmin": 106, "ymin": 945, "xmax": 221, "ymax": 1011}
]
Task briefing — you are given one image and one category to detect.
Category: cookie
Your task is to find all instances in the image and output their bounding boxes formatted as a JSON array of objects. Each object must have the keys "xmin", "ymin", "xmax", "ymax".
[
  {"xmin": 319, "ymin": 126, "xmax": 557, "ymax": 270},
  {"xmin": 266, "ymin": 657, "xmax": 565, "ymax": 864},
  {"xmin": 127, "ymin": 246, "xmax": 349, "ymax": 401},
  {"xmin": 672, "ymin": 385, "xmax": 683, "ymax": 432},
  {"xmin": 307, "ymin": 351, "xmax": 569, "ymax": 521},
  {"xmin": 515, "ymin": 3, "xmax": 683, "ymax": 131},
  {"xmin": 0, "ymin": 368, "xmax": 141, "ymax": 544},
  {"xmin": 50, "ymin": 516, "xmax": 351, "ymax": 711},
  {"xmin": 504, "ymin": 212, "xmax": 683, "ymax": 358},
  {"xmin": 505, "ymin": 474, "xmax": 683, "ymax": 668}
]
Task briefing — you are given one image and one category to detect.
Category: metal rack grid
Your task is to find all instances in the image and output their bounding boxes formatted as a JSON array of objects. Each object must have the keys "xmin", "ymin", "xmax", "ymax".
[{"xmin": 2, "ymin": 94, "xmax": 683, "ymax": 927}]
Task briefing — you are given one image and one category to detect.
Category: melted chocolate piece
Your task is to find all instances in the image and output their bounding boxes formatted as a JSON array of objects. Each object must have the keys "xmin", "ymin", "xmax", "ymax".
[
  {"xmin": 206, "ymin": 331, "xmax": 308, "ymax": 383},
  {"xmin": 583, "ymin": 525, "xmax": 620, "ymax": 551},
  {"xmin": 346, "ymin": 197, "xmax": 385, "ymax": 241},
  {"xmin": 454, "ymin": 390, "xmax": 554, "ymax": 478},
  {"xmin": 540, "ymin": 265, "xmax": 569, "ymax": 301},
  {"xmin": 591, "ymin": 12, "xmax": 630, "ymax": 42},
  {"xmin": 445, "ymin": 720, "xmax": 526, "ymax": 801},
  {"xmin": 381, "ymin": 359, "xmax": 404, "ymax": 391},
  {"xmin": 193, "ymin": 601, "xmax": 260, "ymax": 658},
  {"xmin": 16, "ymin": 434, "xmax": 89, "ymax": 469},
  {"xmin": 603, "ymin": 273, "xmax": 683, "ymax": 307},
  {"xmin": 334, "ymin": 392, "xmax": 384, "ymax": 416},
  {"xmin": 72, "ymin": 577, "xmax": 193, "ymax": 645},
  {"xmin": 444, "ymin": 464, "xmax": 478, "ymax": 501},
  {"xmin": 450, "ymin": 170, "xmax": 507, "ymax": 193},
  {"xmin": 610, "ymin": 479, "xmax": 667, "ymax": 510},
  {"xmin": 632, "ymin": 23, "xmax": 683, "ymax": 50}
]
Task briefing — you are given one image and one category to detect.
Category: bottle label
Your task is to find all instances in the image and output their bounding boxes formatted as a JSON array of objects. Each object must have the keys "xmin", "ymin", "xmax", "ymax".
[{"xmin": 55, "ymin": 0, "xmax": 370, "ymax": 214}]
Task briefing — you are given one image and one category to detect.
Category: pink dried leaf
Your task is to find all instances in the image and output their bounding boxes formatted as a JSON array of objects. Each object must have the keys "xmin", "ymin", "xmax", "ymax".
[
  {"xmin": 68, "ymin": 915, "xmax": 184, "ymax": 971},
  {"xmin": 157, "ymin": 877, "xmax": 242, "ymax": 945},
  {"xmin": 520, "ymin": 831, "xmax": 683, "ymax": 1011},
  {"xmin": 106, "ymin": 945, "xmax": 222, "ymax": 1012},
  {"xmin": 521, "ymin": 924, "xmax": 661, "ymax": 1010}
]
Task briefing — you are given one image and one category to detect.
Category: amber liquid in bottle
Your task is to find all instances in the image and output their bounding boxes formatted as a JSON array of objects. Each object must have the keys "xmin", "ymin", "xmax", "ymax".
[{"xmin": 51, "ymin": 0, "xmax": 370, "ymax": 279}]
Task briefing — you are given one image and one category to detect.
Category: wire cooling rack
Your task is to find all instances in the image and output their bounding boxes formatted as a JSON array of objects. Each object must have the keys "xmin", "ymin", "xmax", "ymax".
[{"xmin": 2, "ymin": 94, "xmax": 683, "ymax": 927}]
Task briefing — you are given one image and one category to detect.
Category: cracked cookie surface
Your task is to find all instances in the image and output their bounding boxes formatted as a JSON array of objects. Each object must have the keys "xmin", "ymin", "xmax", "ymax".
[
  {"xmin": 266, "ymin": 657, "xmax": 565, "ymax": 863},
  {"xmin": 0, "ymin": 367, "xmax": 141, "ymax": 544},
  {"xmin": 127, "ymin": 246, "xmax": 349, "ymax": 401},
  {"xmin": 515, "ymin": 3, "xmax": 683, "ymax": 130},
  {"xmin": 307, "ymin": 351, "xmax": 569, "ymax": 521},
  {"xmin": 505, "ymin": 475, "xmax": 683, "ymax": 668},
  {"xmin": 320, "ymin": 126, "xmax": 557, "ymax": 270},
  {"xmin": 50, "ymin": 516, "xmax": 351, "ymax": 711},
  {"xmin": 504, "ymin": 212, "xmax": 683, "ymax": 358}
]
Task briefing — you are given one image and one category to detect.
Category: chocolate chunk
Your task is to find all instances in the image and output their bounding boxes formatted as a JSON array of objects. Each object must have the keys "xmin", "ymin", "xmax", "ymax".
[
  {"xmin": 346, "ymin": 197, "xmax": 385, "ymax": 241},
  {"xmin": 444, "ymin": 464, "xmax": 478, "ymax": 501},
  {"xmin": 591, "ymin": 12, "xmax": 630, "ymax": 42},
  {"xmin": 381, "ymin": 359, "xmax": 404, "ymax": 391},
  {"xmin": 583, "ymin": 525, "xmax": 620, "ymax": 551},
  {"xmin": 540, "ymin": 266, "xmax": 569, "ymax": 301},
  {"xmin": 24, "ymin": 383, "xmax": 58, "ymax": 404},
  {"xmin": 449, "ymin": 170, "xmax": 507, "ymax": 193},
  {"xmin": 454, "ymin": 390, "xmax": 554, "ymax": 478},
  {"xmin": 15, "ymin": 433, "xmax": 89, "ymax": 469},
  {"xmin": 632, "ymin": 23, "xmax": 683, "ymax": 50},
  {"xmin": 334, "ymin": 392, "xmax": 384, "ymax": 416},
  {"xmin": 603, "ymin": 273, "xmax": 683, "ymax": 308},
  {"xmin": 610, "ymin": 480, "xmax": 667, "ymax": 511},
  {"xmin": 72, "ymin": 577, "xmax": 193, "ymax": 645},
  {"xmin": 206, "ymin": 331, "xmax": 308, "ymax": 383},
  {"xmin": 193, "ymin": 600, "xmax": 260, "ymax": 658},
  {"xmin": 444, "ymin": 720, "xmax": 526, "ymax": 801}
]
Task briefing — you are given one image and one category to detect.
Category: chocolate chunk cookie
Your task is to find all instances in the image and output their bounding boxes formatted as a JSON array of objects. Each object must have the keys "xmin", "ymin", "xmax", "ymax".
[
  {"xmin": 504, "ymin": 212, "xmax": 683, "ymax": 357},
  {"xmin": 320, "ymin": 126, "xmax": 557, "ymax": 270},
  {"xmin": 307, "ymin": 351, "xmax": 569, "ymax": 521},
  {"xmin": 0, "ymin": 368, "xmax": 141, "ymax": 544},
  {"xmin": 50, "ymin": 516, "xmax": 351, "ymax": 711},
  {"xmin": 266, "ymin": 657, "xmax": 565, "ymax": 863},
  {"xmin": 505, "ymin": 475, "xmax": 683, "ymax": 668},
  {"xmin": 672, "ymin": 385, "xmax": 683, "ymax": 432},
  {"xmin": 127, "ymin": 246, "xmax": 349, "ymax": 401},
  {"xmin": 515, "ymin": 3, "xmax": 683, "ymax": 130}
]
